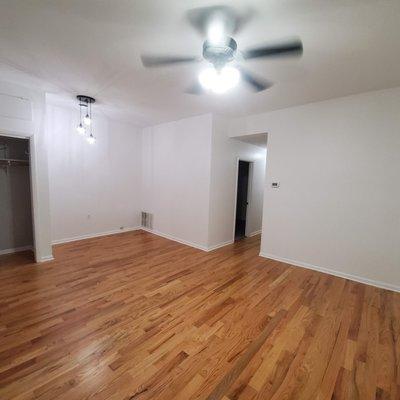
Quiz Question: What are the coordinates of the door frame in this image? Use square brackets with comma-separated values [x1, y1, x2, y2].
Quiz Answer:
[232, 158, 254, 242]
[0, 133, 35, 257]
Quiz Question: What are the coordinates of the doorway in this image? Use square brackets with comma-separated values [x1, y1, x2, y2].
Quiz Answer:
[0, 135, 33, 256]
[234, 160, 250, 241]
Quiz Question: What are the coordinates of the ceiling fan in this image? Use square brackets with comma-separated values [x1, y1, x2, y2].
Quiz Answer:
[140, 5, 303, 94]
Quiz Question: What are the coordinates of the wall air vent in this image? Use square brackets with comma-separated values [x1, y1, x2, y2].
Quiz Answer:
[141, 211, 153, 229]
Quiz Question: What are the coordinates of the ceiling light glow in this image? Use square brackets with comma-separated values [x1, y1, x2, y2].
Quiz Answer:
[199, 66, 240, 94]
[207, 18, 225, 45]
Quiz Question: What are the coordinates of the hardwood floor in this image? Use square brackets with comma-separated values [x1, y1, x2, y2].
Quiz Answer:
[0, 231, 399, 400]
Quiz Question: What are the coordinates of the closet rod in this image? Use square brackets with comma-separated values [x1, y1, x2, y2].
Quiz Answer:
[0, 158, 29, 166]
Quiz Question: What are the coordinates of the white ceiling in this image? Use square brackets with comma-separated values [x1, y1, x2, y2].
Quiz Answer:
[1, 0, 400, 127]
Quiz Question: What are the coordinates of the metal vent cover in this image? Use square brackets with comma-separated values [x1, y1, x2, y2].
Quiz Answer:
[141, 211, 153, 229]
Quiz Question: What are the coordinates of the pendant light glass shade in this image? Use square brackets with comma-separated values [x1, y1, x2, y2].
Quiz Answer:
[83, 114, 92, 126]
[76, 123, 85, 135]
[87, 133, 95, 144]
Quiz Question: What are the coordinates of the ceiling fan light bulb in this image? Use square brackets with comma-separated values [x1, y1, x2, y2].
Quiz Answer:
[208, 18, 225, 45]
[199, 67, 217, 90]
[199, 66, 240, 94]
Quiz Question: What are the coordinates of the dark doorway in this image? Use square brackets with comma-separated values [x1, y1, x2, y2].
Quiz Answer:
[235, 160, 250, 241]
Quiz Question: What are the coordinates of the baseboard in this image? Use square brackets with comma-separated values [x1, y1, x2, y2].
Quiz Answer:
[247, 230, 262, 237]
[259, 252, 400, 293]
[207, 240, 234, 251]
[52, 226, 141, 245]
[37, 255, 54, 263]
[0, 245, 33, 256]
[140, 228, 235, 252]
[140, 227, 209, 251]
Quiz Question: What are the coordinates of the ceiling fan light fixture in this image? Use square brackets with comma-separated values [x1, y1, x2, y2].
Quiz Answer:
[207, 18, 225, 45]
[140, 6, 303, 94]
[198, 67, 216, 91]
[199, 66, 240, 94]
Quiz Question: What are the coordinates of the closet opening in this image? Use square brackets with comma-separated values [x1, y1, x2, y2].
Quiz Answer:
[0, 135, 34, 257]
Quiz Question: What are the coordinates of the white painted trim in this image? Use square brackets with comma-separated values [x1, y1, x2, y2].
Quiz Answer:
[0, 245, 33, 256]
[37, 255, 54, 262]
[141, 227, 209, 251]
[247, 230, 262, 237]
[52, 226, 141, 245]
[244, 161, 255, 238]
[0, 84, 53, 264]
[232, 158, 240, 243]
[259, 252, 400, 293]
[207, 240, 234, 251]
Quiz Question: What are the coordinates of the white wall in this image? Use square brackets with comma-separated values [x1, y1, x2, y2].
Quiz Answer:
[46, 104, 142, 243]
[208, 116, 266, 248]
[0, 81, 52, 261]
[231, 87, 400, 290]
[141, 114, 213, 250]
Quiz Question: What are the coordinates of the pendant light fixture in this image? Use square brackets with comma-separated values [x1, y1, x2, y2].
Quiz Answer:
[77, 123, 85, 135]
[87, 133, 96, 145]
[83, 110, 91, 126]
[76, 95, 96, 143]
[76, 101, 85, 135]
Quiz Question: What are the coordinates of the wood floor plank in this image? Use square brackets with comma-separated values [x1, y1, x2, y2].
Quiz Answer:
[0, 230, 399, 399]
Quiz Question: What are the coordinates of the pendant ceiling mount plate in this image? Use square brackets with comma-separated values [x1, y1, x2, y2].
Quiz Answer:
[77, 95, 96, 104]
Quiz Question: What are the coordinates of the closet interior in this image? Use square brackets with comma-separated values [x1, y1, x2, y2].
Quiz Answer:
[0, 135, 33, 256]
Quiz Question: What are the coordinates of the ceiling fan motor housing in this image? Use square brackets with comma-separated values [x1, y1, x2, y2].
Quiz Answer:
[203, 37, 237, 68]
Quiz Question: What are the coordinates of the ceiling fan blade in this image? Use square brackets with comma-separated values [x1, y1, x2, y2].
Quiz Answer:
[232, 9, 253, 34]
[238, 66, 272, 92]
[187, 5, 252, 38]
[242, 39, 303, 60]
[141, 55, 199, 68]
[185, 81, 204, 95]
